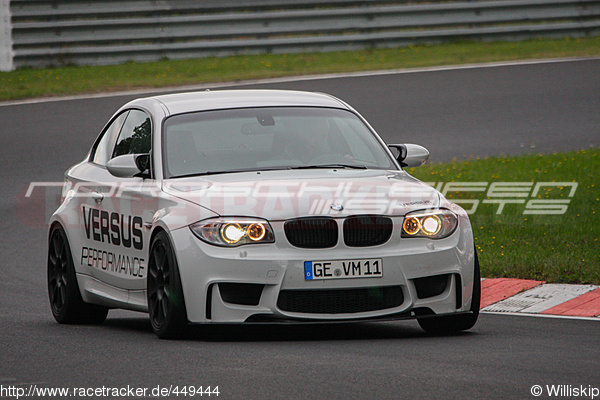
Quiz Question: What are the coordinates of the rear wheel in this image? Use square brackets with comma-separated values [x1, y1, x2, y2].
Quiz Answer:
[417, 252, 481, 335]
[47, 226, 108, 324]
[147, 231, 188, 339]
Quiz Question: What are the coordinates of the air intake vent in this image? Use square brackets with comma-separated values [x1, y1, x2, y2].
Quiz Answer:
[413, 274, 450, 299]
[277, 286, 404, 314]
[218, 283, 264, 306]
[284, 217, 338, 248]
[343, 215, 393, 247]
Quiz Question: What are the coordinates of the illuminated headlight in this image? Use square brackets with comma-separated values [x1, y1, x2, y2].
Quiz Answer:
[401, 209, 458, 239]
[190, 218, 275, 247]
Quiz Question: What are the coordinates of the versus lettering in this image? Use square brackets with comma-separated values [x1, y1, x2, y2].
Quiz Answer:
[82, 206, 143, 250]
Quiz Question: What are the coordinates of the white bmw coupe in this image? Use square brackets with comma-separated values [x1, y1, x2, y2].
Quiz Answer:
[48, 90, 480, 338]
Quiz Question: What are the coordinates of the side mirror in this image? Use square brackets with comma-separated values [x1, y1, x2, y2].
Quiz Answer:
[107, 154, 150, 178]
[388, 144, 429, 168]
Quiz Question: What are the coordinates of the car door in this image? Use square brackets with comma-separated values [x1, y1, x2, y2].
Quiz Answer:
[81, 109, 157, 298]
[73, 110, 128, 284]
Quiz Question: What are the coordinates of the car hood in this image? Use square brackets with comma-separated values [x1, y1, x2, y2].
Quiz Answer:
[162, 169, 440, 221]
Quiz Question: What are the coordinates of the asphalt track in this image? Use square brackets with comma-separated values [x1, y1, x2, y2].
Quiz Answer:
[0, 59, 599, 399]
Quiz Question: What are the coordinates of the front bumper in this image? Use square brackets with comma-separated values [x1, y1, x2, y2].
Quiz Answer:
[170, 216, 475, 324]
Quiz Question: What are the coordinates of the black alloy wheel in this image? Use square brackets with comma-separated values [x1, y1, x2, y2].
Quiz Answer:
[147, 231, 188, 339]
[48, 226, 108, 324]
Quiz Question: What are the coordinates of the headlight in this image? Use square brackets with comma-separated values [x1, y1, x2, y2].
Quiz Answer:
[190, 218, 275, 247]
[401, 209, 457, 239]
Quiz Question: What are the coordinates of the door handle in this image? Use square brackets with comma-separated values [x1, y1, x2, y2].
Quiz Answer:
[91, 191, 104, 204]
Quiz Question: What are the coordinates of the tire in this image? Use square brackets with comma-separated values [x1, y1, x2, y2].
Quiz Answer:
[417, 252, 481, 335]
[47, 226, 109, 324]
[147, 231, 188, 339]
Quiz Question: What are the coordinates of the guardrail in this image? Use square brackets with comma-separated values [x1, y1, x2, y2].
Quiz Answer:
[0, 0, 11, 71]
[1, 0, 599, 71]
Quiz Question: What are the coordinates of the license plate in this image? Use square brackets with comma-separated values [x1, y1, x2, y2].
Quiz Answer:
[304, 259, 383, 280]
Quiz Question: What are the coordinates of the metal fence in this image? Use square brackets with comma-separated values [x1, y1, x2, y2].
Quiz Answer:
[1, 0, 599, 71]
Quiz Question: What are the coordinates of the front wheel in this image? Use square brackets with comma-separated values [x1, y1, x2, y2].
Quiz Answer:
[147, 231, 188, 339]
[417, 252, 481, 335]
[47, 226, 108, 324]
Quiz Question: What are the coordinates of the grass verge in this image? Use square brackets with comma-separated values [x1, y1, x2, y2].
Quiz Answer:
[1, 36, 600, 101]
[408, 148, 600, 285]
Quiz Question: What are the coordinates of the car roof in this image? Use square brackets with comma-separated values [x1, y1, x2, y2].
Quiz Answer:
[139, 89, 350, 116]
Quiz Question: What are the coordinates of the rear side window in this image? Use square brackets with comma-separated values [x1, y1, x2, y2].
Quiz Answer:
[91, 111, 128, 165]
[113, 110, 152, 158]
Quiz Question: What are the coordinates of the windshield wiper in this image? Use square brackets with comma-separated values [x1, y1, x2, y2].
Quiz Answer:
[170, 171, 240, 179]
[170, 164, 367, 179]
[170, 166, 292, 179]
[291, 164, 367, 170]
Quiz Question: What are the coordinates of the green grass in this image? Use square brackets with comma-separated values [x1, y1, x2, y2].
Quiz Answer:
[407, 148, 600, 285]
[1, 36, 600, 101]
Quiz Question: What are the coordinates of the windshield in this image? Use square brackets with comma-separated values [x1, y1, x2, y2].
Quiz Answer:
[163, 107, 396, 178]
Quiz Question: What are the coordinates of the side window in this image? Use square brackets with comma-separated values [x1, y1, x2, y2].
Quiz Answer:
[91, 111, 128, 165]
[113, 110, 152, 158]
